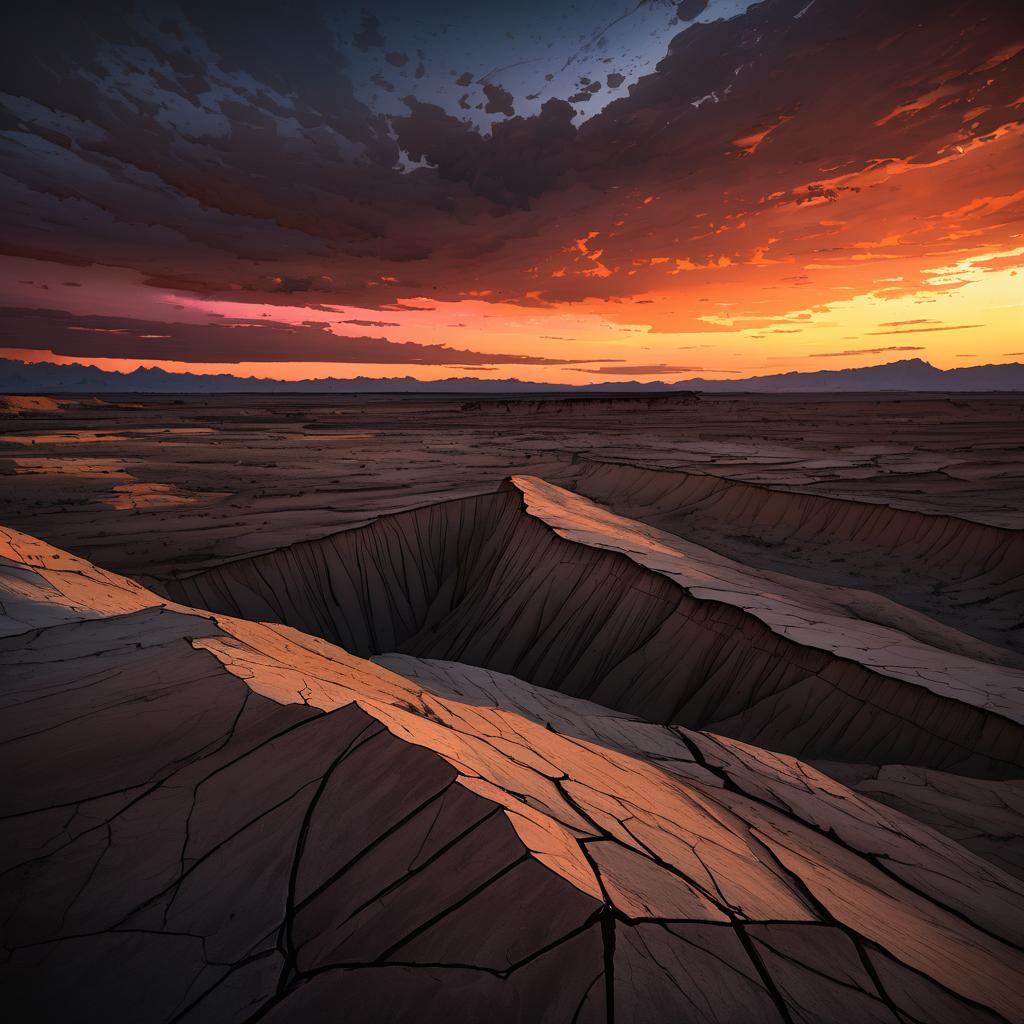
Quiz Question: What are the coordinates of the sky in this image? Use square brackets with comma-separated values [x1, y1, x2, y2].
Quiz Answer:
[1, 0, 1022, 384]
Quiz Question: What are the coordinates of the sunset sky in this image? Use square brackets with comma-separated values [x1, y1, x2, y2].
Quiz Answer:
[2, 0, 1022, 384]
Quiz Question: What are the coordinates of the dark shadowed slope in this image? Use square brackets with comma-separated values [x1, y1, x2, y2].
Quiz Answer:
[166, 477, 1024, 777]
[570, 460, 1024, 658]
[2, 526, 1023, 1023]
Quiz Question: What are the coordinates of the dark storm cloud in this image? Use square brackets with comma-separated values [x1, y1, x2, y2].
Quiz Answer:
[1, 0, 1021, 326]
[393, 96, 575, 205]
[2, 1, 412, 266]
[675, 1, 710, 21]
[482, 83, 516, 117]
[0, 307, 603, 366]
[353, 11, 385, 51]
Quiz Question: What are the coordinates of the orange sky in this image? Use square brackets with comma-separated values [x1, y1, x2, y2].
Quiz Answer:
[2, 2, 1022, 384]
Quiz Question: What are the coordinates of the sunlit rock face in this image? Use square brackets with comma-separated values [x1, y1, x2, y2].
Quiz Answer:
[3, 494, 1023, 1023]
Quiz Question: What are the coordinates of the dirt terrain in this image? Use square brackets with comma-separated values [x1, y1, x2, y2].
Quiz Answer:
[2, 391, 1023, 1022]
[2, 392, 1022, 575]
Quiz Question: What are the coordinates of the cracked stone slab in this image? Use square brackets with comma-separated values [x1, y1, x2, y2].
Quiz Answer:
[2, 526, 1023, 1022]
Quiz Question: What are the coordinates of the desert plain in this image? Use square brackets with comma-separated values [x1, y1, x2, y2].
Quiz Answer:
[2, 391, 1023, 1022]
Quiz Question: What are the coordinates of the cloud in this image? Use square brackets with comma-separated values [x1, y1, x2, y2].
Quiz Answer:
[866, 324, 984, 336]
[0, 307, 606, 366]
[1, 0, 1021, 360]
[808, 345, 925, 357]
[392, 94, 575, 206]
[482, 83, 515, 117]
[352, 11, 385, 51]
[676, 0, 710, 20]
[570, 364, 704, 375]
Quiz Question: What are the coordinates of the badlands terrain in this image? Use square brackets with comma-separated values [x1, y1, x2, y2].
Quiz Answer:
[2, 392, 1023, 1022]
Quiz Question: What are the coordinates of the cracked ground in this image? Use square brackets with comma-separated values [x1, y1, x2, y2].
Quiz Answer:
[2, 394, 1023, 1022]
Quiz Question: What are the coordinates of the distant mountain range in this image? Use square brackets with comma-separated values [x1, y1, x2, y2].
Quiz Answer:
[2, 357, 1024, 394]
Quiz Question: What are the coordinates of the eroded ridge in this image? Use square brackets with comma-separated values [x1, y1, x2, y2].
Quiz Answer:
[377, 655, 1024, 882]
[2, 527, 1023, 1023]
[571, 459, 1024, 657]
[167, 478, 1024, 777]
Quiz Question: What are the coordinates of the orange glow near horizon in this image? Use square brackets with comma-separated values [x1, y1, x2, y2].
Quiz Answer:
[3, 86, 1022, 384]
[3, 243, 1021, 384]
